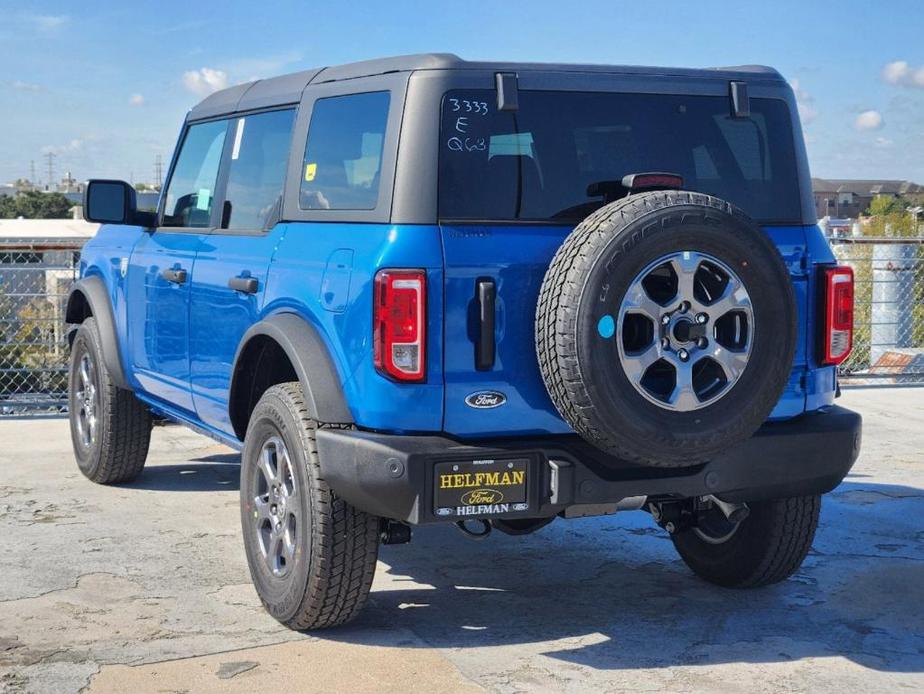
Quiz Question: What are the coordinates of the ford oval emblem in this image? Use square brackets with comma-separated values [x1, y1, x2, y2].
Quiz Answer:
[465, 391, 507, 409]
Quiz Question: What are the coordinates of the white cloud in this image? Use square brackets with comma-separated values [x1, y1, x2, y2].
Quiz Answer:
[874, 137, 894, 148]
[182, 68, 228, 96]
[882, 60, 908, 84]
[128, 93, 145, 106]
[881, 60, 924, 88]
[855, 110, 884, 131]
[226, 51, 302, 81]
[28, 14, 68, 31]
[41, 138, 85, 155]
[7, 80, 41, 92]
[789, 78, 818, 124]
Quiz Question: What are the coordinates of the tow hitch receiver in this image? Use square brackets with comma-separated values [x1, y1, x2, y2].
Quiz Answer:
[650, 497, 749, 534]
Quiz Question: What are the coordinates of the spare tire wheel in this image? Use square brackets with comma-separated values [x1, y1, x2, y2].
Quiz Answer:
[536, 191, 796, 468]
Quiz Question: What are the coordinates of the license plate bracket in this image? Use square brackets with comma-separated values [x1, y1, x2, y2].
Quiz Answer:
[433, 457, 529, 518]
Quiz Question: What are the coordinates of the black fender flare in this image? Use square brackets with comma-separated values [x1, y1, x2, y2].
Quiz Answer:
[229, 313, 353, 433]
[65, 276, 128, 388]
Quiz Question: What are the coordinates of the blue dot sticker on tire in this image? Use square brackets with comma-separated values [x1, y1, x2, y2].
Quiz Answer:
[597, 314, 615, 338]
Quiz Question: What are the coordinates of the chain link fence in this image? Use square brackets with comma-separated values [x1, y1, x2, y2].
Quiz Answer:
[831, 237, 924, 384]
[0, 235, 920, 416]
[0, 240, 83, 414]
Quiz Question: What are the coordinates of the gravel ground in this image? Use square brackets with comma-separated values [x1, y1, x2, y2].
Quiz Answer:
[0, 388, 921, 693]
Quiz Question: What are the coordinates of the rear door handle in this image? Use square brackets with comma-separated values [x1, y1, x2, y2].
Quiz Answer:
[475, 278, 496, 370]
[228, 275, 259, 294]
[161, 268, 187, 284]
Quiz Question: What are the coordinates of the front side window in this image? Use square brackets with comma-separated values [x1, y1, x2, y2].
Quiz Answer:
[299, 91, 390, 210]
[438, 90, 801, 224]
[222, 109, 296, 230]
[162, 119, 227, 228]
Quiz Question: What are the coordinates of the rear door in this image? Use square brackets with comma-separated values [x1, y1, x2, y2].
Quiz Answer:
[188, 108, 297, 434]
[438, 85, 809, 437]
[127, 118, 227, 412]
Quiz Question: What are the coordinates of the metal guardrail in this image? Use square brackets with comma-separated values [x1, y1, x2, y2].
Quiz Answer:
[830, 237, 924, 384]
[0, 240, 83, 414]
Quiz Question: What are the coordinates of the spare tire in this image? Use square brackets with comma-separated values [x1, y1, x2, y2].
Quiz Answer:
[536, 191, 796, 468]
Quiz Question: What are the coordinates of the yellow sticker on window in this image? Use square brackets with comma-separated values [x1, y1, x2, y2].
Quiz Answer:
[304, 163, 317, 182]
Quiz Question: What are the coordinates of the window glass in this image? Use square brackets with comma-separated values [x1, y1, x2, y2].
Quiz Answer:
[438, 90, 800, 224]
[162, 120, 227, 227]
[300, 91, 390, 210]
[222, 109, 296, 230]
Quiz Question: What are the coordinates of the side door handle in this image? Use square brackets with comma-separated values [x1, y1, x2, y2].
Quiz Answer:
[475, 278, 496, 370]
[161, 267, 187, 284]
[228, 275, 259, 294]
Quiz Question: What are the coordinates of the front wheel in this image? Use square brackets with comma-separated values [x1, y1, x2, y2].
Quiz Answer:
[671, 495, 820, 588]
[68, 318, 152, 484]
[240, 382, 380, 630]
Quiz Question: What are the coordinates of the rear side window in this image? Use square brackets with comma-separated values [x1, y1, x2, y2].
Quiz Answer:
[222, 109, 296, 230]
[299, 91, 390, 210]
[162, 119, 227, 228]
[438, 90, 801, 224]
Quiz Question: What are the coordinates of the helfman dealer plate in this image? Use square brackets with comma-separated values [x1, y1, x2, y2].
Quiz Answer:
[433, 458, 529, 517]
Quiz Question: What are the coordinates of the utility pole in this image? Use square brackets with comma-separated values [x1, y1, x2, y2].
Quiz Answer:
[30, 160, 36, 185]
[154, 154, 163, 189]
[44, 152, 56, 190]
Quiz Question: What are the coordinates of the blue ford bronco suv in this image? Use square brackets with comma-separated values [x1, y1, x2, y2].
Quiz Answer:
[69, 54, 861, 630]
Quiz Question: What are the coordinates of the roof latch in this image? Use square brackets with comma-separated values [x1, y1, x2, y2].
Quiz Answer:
[728, 81, 750, 118]
[495, 72, 519, 112]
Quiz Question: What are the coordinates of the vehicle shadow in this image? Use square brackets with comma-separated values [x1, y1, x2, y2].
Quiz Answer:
[124, 454, 241, 491]
[324, 479, 923, 674]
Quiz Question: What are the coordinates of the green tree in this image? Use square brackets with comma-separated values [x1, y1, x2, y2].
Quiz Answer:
[0, 191, 75, 219]
[866, 195, 906, 217]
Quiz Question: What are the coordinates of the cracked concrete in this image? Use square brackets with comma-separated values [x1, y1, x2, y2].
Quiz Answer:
[0, 388, 921, 693]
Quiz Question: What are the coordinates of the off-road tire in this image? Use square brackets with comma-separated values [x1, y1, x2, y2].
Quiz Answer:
[671, 495, 821, 587]
[240, 382, 380, 630]
[68, 317, 152, 484]
[536, 190, 797, 467]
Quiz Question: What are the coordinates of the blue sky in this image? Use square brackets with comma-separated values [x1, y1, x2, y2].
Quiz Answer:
[1, 0, 922, 186]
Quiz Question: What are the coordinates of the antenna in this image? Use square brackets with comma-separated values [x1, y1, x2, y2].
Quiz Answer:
[44, 151, 56, 189]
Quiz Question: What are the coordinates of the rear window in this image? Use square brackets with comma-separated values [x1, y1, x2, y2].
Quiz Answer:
[438, 90, 801, 224]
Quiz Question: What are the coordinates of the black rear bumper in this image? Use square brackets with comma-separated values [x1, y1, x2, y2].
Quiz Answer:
[315, 405, 862, 525]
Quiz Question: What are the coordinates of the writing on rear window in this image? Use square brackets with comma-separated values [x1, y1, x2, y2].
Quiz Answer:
[438, 90, 801, 224]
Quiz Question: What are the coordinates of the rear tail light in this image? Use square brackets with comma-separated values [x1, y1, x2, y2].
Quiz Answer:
[821, 266, 854, 365]
[374, 269, 426, 382]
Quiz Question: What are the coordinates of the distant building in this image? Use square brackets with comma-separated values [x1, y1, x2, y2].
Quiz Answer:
[55, 171, 83, 194]
[812, 178, 923, 219]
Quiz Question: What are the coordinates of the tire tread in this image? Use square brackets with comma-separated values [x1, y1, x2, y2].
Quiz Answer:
[672, 495, 821, 588]
[535, 190, 796, 467]
[70, 318, 151, 485]
[249, 383, 379, 630]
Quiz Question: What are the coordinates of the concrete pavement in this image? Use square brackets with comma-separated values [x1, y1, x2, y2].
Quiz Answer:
[0, 388, 922, 693]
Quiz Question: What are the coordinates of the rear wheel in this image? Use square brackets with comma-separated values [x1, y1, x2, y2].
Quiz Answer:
[671, 495, 821, 587]
[68, 318, 152, 484]
[240, 382, 380, 630]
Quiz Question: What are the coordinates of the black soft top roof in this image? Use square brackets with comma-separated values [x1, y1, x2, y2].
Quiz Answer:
[187, 53, 785, 120]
